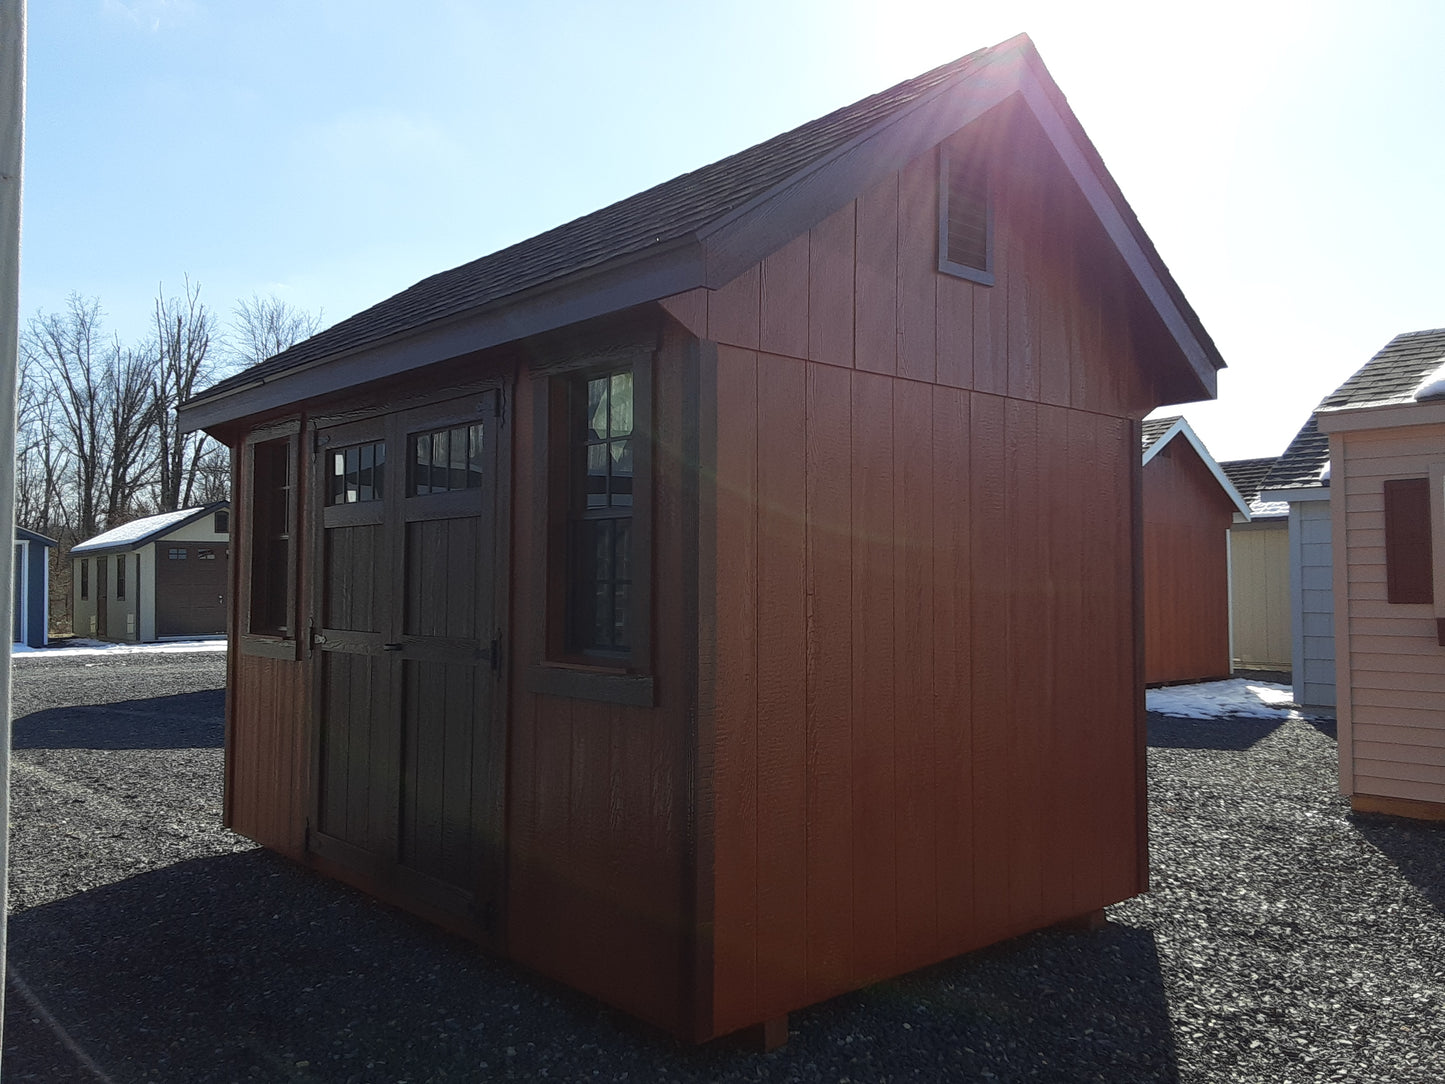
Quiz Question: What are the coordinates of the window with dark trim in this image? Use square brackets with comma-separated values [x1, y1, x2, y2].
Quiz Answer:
[938, 148, 994, 285]
[249, 438, 294, 636]
[328, 440, 387, 504]
[1385, 477, 1434, 604]
[214, 509, 229, 534]
[168, 547, 188, 560]
[116, 556, 126, 601]
[569, 369, 634, 656]
[529, 346, 654, 706]
[409, 424, 483, 496]
[80, 559, 88, 601]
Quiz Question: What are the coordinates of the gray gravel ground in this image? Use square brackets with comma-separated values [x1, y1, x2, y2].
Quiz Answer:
[3, 653, 1444, 1083]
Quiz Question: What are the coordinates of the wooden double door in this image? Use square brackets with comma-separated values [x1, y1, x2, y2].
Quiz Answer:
[307, 389, 507, 943]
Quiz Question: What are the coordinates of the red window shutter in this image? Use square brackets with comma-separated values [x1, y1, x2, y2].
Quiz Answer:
[1384, 477, 1434, 605]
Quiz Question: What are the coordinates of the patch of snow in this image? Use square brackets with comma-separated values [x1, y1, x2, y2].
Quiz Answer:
[1319, 460, 1331, 483]
[12, 638, 227, 658]
[1147, 678, 1302, 720]
[1412, 359, 1445, 401]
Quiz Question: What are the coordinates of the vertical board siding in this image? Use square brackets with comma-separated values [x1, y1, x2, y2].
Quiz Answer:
[1337, 425, 1445, 809]
[711, 344, 760, 1032]
[705, 104, 1153, 1033]
[803, 362, 855, 1001]
[753, 352, 809, 1017]
[1229, 522, 1292, 670]
[1142, 441, 1236, 684]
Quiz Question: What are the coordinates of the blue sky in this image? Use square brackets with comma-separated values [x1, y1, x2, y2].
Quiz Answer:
[20, 0, 1445, 461]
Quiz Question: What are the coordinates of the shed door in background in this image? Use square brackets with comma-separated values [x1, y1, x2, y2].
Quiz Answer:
[310, 389, 506, 942]
[155, 544, 229, 637]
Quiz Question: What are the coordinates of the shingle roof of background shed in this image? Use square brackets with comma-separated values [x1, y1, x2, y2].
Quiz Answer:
[1264, 328, 1445, 492]
[198, 43, 1002, 402]
[1221, 457, 1288, 518]
[1141, 415, 1181, 451]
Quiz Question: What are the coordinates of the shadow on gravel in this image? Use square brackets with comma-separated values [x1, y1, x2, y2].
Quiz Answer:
[4, 849, 1181, 1084]
[1147, 712, 1282, 751]
[11, 690, 224, 751]
[1352, 813, 1445, 916]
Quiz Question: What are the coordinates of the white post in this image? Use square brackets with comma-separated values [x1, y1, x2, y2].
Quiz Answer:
[0, 0, 27, 1047]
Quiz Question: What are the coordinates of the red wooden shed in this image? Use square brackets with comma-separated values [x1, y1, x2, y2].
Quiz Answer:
[1141, 417, 1250, 685]
[180, 34, 1224, 1044]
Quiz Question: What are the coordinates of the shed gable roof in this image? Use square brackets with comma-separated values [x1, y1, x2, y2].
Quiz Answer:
[1264, 327, 1445, 494]
[71, 502, 229, 556]
[181, 33, 1224, 432]
[1141, 415, 1251, 518]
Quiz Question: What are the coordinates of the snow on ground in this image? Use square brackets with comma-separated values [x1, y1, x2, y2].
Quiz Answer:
[1146, 678, 1302, 720]
[12, 638, 226, 659]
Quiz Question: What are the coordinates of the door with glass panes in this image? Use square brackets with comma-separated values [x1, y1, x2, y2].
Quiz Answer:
[309, 389, 506, 941]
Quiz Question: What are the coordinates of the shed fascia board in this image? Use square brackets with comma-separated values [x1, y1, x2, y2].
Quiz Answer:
[179, 238, 707, 433]
[1141, 417, 1252, 518]
[71, 501, 229, 555]
[1315, 399, 1445, 435]
[15, 527, 56, 547]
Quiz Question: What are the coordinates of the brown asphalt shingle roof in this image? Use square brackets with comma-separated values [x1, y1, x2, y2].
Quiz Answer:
[1264, 327, 1445, 493]
[197, 43, 1003, 402]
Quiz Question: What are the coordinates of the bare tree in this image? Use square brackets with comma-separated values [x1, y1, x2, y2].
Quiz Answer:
[14, 343, 68, 536]
[105, 337, 161, 523]
[25, 295, 110, 539]
[153, 277, 219, 511]
[230, 293, 321, 368]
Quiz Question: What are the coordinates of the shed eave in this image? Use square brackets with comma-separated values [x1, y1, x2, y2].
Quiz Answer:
[180, 236, 708, 434]
[1315, 398, 1445, 434]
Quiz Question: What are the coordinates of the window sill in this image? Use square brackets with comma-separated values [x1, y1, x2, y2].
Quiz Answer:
[938, 258, 994, 286]
[525, 662, 655, 707]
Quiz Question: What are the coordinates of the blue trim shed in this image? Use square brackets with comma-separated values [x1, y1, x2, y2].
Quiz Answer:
[14, 528, 56, 648]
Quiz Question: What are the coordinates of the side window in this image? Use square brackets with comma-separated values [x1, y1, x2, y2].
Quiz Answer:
[248, 437, 296, 637]
[535, 352, 653, 703]
[568, 369, 634, 656]
[214, 509, 229, 534]
[1384, 478, 1433, 605]
[80, 559, 88, 601]
[116, 556, 126, 601]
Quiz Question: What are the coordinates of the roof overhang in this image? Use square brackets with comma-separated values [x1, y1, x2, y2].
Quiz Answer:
[181, 34, 1222, 435]
[1316, 398, 1445, 435]
[1141, 416, 1251, 518]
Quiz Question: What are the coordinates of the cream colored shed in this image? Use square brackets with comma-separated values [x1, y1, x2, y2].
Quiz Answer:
[1220, 457, 1290, 673]
[71, 502, 230, 642]
[1315, 328, 1445, 820]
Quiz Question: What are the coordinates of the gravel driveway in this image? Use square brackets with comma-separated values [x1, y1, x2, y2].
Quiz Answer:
[3, 653, 1444, 1083]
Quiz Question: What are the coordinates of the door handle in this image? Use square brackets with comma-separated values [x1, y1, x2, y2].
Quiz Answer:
[383, 642, 404, 652]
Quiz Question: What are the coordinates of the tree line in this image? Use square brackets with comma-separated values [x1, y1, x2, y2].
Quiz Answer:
[17, 281, 321, 633]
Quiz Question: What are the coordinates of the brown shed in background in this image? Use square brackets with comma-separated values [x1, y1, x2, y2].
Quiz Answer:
[1141, 417, 1250, 684]
[179, 35, 1224, 1044]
